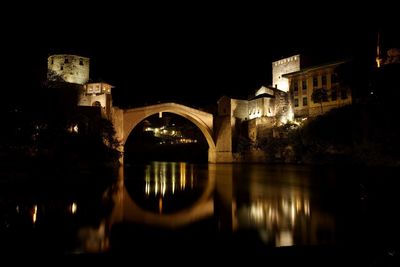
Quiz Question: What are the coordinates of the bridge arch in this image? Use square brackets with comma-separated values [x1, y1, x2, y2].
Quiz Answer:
[117, 103, 216, 162]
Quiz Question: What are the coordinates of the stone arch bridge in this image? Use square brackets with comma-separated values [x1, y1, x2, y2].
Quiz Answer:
[111, 103, 233, 163]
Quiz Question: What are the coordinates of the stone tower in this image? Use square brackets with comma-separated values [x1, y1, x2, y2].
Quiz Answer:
[272, 54, 300, 92]
[47, 54, 89, 84]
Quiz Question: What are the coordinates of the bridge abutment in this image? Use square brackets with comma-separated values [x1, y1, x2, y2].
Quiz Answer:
[214, 152, 233, 163]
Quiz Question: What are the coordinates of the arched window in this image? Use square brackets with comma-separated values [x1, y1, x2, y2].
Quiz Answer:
[92, 101, 101, 107]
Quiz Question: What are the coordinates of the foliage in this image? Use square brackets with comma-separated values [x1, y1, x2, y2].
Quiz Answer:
[236, 135, 254, 155]
[258, 122, 304, 163]
[1, 81, 121, 180]
[299, 101, 400, 165]
[311, 88, 328, 114]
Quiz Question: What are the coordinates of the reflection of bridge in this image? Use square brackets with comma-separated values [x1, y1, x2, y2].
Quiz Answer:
[110, 165, 216, 228]
[77, 164, 335, 253]
[112, 103, 233, 163]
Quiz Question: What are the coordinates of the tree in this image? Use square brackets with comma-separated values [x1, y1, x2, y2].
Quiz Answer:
[311, 88, 328, 114]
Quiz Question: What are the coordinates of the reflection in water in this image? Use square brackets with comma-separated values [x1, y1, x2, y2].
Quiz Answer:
[238, 186, 313, 246]
[233, 165, 335, 247]
[32, 204, 37, 224]
[1, 162, 344, 254]
[77, 221, 109, 253]
[126, 162, 207, 214]
[70, 202, 78, 214]
[112, 163, 335, 250]
[144, 162, 190, 197]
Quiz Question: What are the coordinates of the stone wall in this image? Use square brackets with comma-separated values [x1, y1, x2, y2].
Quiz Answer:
[48, 54, 89, 85]
[272, 55, 300, 92]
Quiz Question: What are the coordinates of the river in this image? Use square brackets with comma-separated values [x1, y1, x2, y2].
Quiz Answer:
[1, 162, 399, 263]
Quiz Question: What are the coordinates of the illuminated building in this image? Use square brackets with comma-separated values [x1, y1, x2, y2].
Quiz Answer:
[47, 54, 89, 84]
[271, 54, 301, 92]
[47, 54, 114, 119]
[216, 55, 299, 152]
[216, 55, 353, 161]
[144, 125, 198, 144]
[79, 82, 114, 119]
[284, 60, 352, 118]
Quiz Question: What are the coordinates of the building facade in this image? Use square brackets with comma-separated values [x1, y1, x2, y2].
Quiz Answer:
[283, 61, 352, 118]
[47, 54, 90, 84]
[271, 54, 301, 92]
[216, 55, 353, 161]
[79, 82, 114, 119]
[47, 54, 113, 119]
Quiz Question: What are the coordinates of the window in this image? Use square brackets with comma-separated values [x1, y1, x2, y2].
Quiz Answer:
[64, 58, 69, 63]
[51, 59, 54, 64]
[92, 101, 101, 107]
[294, 98, 299, 107]
[303, 97, 308, 106]
[79, 59, 84, 66]
[313, 76, 318, 87]
[60, 66, 63, 70]
[302, 80, 307, 90]
[331, 88, 337, 101]
[322, 75, 327, 86]
[293, 80, 298, 96]
[293, 80, 298, 90]
[301, 80, 307, 95]
[275, 84, 278, 88]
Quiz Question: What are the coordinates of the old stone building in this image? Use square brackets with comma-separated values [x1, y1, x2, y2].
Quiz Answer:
[271, 54, 301, 92]
[47, 54, 89, 85]
[217, 55, 299, 149]
[47, 54, 113, 119]
[216, 55, 353, 161]
[283, 60, 352, 118]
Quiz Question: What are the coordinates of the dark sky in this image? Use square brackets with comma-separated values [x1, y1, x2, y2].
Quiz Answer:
[4, 4, 398, 108]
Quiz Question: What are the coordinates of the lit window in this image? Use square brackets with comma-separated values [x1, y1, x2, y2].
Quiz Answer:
[302, 80, 307, 90]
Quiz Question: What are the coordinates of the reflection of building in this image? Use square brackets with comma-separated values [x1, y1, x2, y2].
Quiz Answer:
[236, 183, 334, 247]
[47, 54, 114, 119]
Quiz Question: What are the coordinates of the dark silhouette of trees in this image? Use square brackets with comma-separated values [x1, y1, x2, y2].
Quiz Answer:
[311, 88, 328, 114]
[1, 80, 121, 181]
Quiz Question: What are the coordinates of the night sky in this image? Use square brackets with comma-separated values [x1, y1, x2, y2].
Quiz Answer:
[4, 4, 398, 109]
